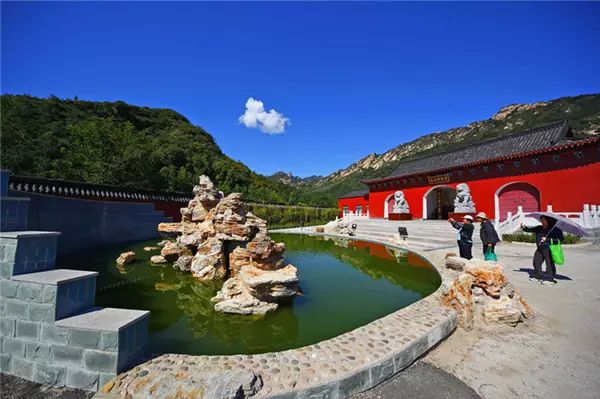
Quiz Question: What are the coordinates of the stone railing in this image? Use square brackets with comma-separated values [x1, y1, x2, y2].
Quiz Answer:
[497, 204, 600, 237]
[7, 175, 191, 204]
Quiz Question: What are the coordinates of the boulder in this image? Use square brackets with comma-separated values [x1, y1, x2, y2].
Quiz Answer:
[212, 193, 251, 241]
[116, 251, 136, 266]
[464, 260, 507, 298]
[239, 264, 299, 302]
[445, 256, 467, 271]
[441, 273, 475, 330]
[483, 296, 523, 326]
[143, 246, 159, 252]
[156, 240, 170, 248]
[246, 233, 285, 270]
[160, 241, 190, 263]
[191, 237, 226, 280]
[174, 255, 193, 272]
[229, 247, 252, 277]
[158, 222, 181, 235]
[212, 277, 278, 315]
[150, 255, 167, 264]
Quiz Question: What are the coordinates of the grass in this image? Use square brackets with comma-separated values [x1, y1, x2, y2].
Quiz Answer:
[502, 232, 582, 244]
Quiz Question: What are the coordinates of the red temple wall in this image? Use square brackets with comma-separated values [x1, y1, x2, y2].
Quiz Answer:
[337, 195, 370, 217]
[339, 144, 600, 220]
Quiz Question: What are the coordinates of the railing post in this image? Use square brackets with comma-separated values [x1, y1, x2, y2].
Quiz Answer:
[546, 204, 553, 212]
[582, 204, 591, 228]
[593, 205, 599, 227]
[506, 211, 513, 232]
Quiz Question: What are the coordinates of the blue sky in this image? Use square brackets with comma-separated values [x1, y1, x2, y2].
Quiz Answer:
[2, 2, 599, 177]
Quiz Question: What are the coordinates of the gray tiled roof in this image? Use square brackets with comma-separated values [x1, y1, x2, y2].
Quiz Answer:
[383, 120, 571, 179]
[338, 188, 369, 199]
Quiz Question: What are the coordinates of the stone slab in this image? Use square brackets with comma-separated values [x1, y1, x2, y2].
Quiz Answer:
[12, 269, 99, 285]
[56, 308, 150, 332]
[0, 231, 61, 239]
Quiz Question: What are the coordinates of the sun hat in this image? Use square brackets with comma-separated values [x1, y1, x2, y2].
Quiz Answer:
[476, 212, 488, 219]
[463, 215, 473, 221]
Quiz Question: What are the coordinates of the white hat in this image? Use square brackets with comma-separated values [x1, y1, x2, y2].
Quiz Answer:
[463, 215, 473, 221]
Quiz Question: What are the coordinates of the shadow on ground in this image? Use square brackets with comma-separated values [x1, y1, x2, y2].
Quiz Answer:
[349, 360, 481, 399]
[513, 267, 573, 280]
[0, 374, 93, 399]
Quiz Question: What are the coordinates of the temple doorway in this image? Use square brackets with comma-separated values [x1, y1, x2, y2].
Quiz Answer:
[424, 186, 456, 219]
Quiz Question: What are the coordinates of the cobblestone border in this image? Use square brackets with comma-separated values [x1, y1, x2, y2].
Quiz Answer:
[97, 233, 457, 398]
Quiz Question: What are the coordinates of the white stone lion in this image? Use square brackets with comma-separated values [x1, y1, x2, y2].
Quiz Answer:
[454, 183, 476, 212]
[392, 191, 410, 213]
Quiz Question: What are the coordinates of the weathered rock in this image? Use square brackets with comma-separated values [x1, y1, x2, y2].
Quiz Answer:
[158, 222, 181, 235]
[150, 255, 167, 264]
[389, 233, 408, 248]
[441, 272, 475, 330]
[174, 255, 193, 272]
[239, 265, 299, 302]
[212, 193, 251, 241]
[143, 246, 159, 252]
[483, 296, 523, 326]
[464, 260, 507, 298]
[116, 368, 263, 399]
[212, 277, 278, 315]
[189, 175, 222, 222]
[229, 247, 252, 277]
[246, 233, 285, 270]
[191, 237, 226, 280]
[445, 256, 467, 271]
[315, 226, 325, 233]
[160, 241, 190, 263]
[156, 240, 170, 248]
[116, 251, 136, 266]
[323, 218, 350, 235]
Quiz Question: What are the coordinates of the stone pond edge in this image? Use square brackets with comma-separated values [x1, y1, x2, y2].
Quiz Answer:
[96, 231, 458, 399]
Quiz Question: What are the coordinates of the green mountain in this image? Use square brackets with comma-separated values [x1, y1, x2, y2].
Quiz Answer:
[0, 94, 333, 206]
[296, 93, 600, 198]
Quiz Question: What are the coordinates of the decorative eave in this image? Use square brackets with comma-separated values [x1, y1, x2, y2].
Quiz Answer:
[361, 135, 600, 186]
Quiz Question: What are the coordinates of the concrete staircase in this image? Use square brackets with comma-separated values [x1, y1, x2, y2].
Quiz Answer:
[0, 170, 149, 391]
[347, 218, 484, 251]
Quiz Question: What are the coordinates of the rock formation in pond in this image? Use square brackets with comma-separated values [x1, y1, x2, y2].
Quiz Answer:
[441, 256, 534, 330]
[156, 175, 299, 315]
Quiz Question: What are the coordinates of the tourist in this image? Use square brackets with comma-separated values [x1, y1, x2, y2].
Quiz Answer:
[448, 215, 474, 259]
[520, 216, 564, 284]
[476, 212, 500, 256]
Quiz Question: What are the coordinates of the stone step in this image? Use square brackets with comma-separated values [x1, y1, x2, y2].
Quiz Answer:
[5, 269, 99, 321]
[56, 307, 150, 376]
[0, 231, 61, 278]
[0, 197, 31, 232]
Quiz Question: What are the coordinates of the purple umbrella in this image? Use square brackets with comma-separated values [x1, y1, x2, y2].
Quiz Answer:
[527, 211, 590, 237]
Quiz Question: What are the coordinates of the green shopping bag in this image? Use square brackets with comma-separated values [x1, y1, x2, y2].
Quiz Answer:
[484, 247, 497, 262]
[549, 239, 565, 265]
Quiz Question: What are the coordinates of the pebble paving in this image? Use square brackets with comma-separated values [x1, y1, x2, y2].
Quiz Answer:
[99, 235, 458, 398]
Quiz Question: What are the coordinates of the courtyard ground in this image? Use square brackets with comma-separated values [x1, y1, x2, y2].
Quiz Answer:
[419, 242, 600, 399]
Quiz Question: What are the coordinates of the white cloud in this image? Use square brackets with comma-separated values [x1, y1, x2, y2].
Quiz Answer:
[238, 97, 290, 134]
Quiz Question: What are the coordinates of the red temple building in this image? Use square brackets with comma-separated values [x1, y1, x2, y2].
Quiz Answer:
[337, 121, 600, 227]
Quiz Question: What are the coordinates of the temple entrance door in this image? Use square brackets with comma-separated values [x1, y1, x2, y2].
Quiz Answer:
[424, 186, 456, 219]
[497, 182, 540, 221]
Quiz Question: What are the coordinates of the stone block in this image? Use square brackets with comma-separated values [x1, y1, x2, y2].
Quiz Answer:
[16, 319, 40, 340]
[99, 331, 118, 352]
[370, 355, 395, 386]
[84, 349, 118, 373]
[0, 298, 5, 315]
[99, 372, 117, 390]
[5, 299, 28, 319]
[34, 363, 67, 386]
[0, 353, 11, 372]
[338, 367, 372, 398]
[52, 345, 84, 368]
[17, 282, 43, 302]
[2, 337, 25, 357]
[29, 302, 55, 322]
[0, 317, 16, 337]
[0, 279, 18, 298]
[11, 356, 35, 380]
[26, 342, 52, 364]
[66, 368, 99, 391]
[41, 285, 57, 304]
[69, 329, 100, 349]
[297, 381, 339, 399]
[41, 323, 69, 345]
[0, 261, 13, 279]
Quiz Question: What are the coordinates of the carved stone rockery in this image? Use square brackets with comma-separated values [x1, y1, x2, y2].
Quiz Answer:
[157, 175, 299, 315]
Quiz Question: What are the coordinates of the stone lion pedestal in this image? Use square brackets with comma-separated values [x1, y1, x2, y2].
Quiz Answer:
[389, 213, 413, 221]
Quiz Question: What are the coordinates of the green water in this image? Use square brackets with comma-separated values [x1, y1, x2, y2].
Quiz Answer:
[58, 234, 440, 356]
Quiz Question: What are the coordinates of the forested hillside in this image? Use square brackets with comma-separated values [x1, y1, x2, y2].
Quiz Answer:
[0, 95, 334, 206]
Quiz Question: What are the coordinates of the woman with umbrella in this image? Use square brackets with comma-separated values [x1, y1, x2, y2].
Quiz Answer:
[520, 215, 564, 284]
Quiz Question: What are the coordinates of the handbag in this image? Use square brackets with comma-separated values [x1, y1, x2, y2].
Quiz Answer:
[549, 239, 565, 265]
[484, 247, 497, 262]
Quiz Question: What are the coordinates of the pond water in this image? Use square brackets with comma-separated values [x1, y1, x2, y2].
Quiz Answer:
[58, 234, 441, 356]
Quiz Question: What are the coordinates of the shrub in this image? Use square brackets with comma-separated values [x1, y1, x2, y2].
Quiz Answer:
[502, 232, 581, 244]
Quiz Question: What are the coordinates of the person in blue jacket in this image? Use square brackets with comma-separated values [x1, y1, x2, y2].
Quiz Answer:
[521, 215, 564, 285]
[448, 215, 474, 259]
